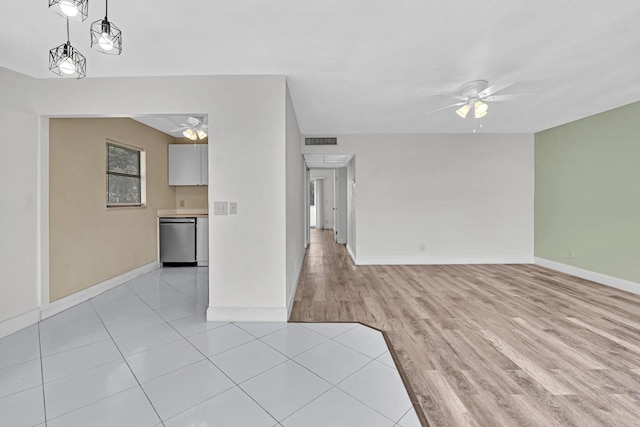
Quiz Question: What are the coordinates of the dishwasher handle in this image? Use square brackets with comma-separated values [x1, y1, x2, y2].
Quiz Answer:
[159, 217, 196, 224]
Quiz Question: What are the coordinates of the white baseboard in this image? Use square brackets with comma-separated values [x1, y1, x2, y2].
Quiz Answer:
[354, 255, 533, 266]
[534, 257, 640, 296]
[41, 261, 160, 320]
[207, 306, 288, 322]
[346, 245, 356, 264]
[0, 309, 41, 339]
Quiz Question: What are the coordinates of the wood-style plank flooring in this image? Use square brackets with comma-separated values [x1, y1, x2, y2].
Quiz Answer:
[290, 229, 640, 427]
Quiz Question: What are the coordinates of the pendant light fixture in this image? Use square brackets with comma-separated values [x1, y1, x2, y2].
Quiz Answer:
[49, 0, 89, 22]
[90, 0, 122, 55]
[49, 18, 87, 79]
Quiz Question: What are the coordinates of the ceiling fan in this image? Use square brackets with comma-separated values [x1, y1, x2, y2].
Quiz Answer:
[171, 116, 208, 140]
[429, 80, 527, 119]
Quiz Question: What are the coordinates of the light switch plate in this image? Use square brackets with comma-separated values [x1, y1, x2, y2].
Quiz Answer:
[229, 202, 238, 215]
[213, 201, 228, 215]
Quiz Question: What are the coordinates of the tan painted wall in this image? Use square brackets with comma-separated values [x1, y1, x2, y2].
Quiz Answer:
[173, 137, 209, 209]
[49, 118, 176, 301]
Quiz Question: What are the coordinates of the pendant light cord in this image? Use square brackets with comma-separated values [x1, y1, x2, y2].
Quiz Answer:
[105, 0, 109, 18]
[66, 17, 70, 43]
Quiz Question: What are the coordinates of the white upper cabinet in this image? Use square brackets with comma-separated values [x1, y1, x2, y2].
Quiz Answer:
[168, 144, 208, 186]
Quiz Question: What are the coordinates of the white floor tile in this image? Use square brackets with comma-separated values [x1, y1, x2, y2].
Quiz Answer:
[211, 339, 288, 383]
[0, 359, 42, 398]
[142, 359, 235, 420]
[169, 313, 228, 337]
[102, 310, 166, 337]
[282, 387, 394, 427]
[0, 325, 40, 369]
[0, 386, 45, 427]
[113, 323, 181, 357]
[297, 322, 359, 339]
[235, 322, 289, 338]
[155, 299, 204, 321]
[164, 386, 276, 427]
[39, 321, 111, 357]
[397, 407, 422, 427]
[126, 339, 205, 383]
[240, 360, 331, 420]
[338, 360, 412, 422]
[42, 338, 123, 383]
[376, 350, 398, 369]
[44, 360, 138, 419]
[260, 324, 328, 357]
[46, 386, 160, 427]
[188, 323, 255, 356]
[333, 324, 389, 358]
[294, 340, 372, 385]
[40, 302, 103, 330]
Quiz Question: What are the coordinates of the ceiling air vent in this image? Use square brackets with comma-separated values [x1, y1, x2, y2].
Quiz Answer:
[305, 137, 337, 146]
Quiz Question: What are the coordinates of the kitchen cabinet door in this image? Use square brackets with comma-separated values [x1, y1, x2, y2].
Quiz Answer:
[200, 145, 208, 185]
[168, 144, 202, 185]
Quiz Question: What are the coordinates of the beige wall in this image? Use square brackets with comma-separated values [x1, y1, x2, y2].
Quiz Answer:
[49, 118, 176, 301]
[173, 137, 209, 209]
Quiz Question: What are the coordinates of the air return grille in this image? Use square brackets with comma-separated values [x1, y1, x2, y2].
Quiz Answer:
[305, 137, 337, 146]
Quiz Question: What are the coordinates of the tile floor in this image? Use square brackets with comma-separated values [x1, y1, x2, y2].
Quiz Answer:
[0, 267, 420, 427]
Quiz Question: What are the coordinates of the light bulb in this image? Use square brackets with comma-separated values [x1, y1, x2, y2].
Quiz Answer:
[59, 57, 76, 75]
[456, 104, 470, 118]
[183, 129, 197, 140]
[474, 100, 488, 118]
[98, 33, 114, 51]
[197, 129, 207, 140]
[59, 1, 79, 17]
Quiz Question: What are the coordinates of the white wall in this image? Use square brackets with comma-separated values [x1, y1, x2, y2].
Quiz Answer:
[285, 85, 305, 316]
[0, 68, 301, 336]
[0, 68, 40, 336]
[335, 168, 348, 244]
[309, 169, 335, 229]
[302, 134, 534, 264]
[346, 157, 357, 259]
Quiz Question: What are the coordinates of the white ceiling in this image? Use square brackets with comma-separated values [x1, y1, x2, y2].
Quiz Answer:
[3, 1, 640, 134]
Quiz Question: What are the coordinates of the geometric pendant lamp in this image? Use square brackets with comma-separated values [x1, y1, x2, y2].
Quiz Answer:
[48, 0, 89, 22]
[90, 0, 122, 55]
[49, 18, 86, 79]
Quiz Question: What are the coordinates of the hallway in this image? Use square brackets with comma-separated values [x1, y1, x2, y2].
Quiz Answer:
[291, 229, 640, 427]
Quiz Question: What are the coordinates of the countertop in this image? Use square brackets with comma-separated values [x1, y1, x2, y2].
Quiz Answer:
[157, 209, 208, 218]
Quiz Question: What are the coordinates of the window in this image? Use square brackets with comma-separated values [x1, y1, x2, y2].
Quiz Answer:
[106, 141, 145, 207]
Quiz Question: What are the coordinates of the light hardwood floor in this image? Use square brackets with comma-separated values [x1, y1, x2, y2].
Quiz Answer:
[290, 229, 640, 427]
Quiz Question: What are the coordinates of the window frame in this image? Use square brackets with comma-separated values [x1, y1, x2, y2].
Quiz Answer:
[106, 140, 146, 208]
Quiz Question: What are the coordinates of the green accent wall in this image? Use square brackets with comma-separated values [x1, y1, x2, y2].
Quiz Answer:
[535, 102, 640, 283]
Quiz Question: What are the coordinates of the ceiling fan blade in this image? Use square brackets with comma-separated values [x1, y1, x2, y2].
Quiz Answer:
[426, 102, 466, 114]
[434, 94, 468, 101]
[483, 94, 531, 102]
[170, 126, 190, 132]
[479, 82, 514, 98]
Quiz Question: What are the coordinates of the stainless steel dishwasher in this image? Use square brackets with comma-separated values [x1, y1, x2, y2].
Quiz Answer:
[159, 217, 197, 264]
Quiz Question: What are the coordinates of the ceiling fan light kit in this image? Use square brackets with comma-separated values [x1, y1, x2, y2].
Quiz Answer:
[48, 0, 123, 79]
[431, 79, 526, 123]
[178, 117, 208, 141]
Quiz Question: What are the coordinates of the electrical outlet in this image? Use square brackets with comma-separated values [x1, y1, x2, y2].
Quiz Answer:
[179, 200, 185, 207]
[229, 202, 238, 215]
[570, 249, 575, 259]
